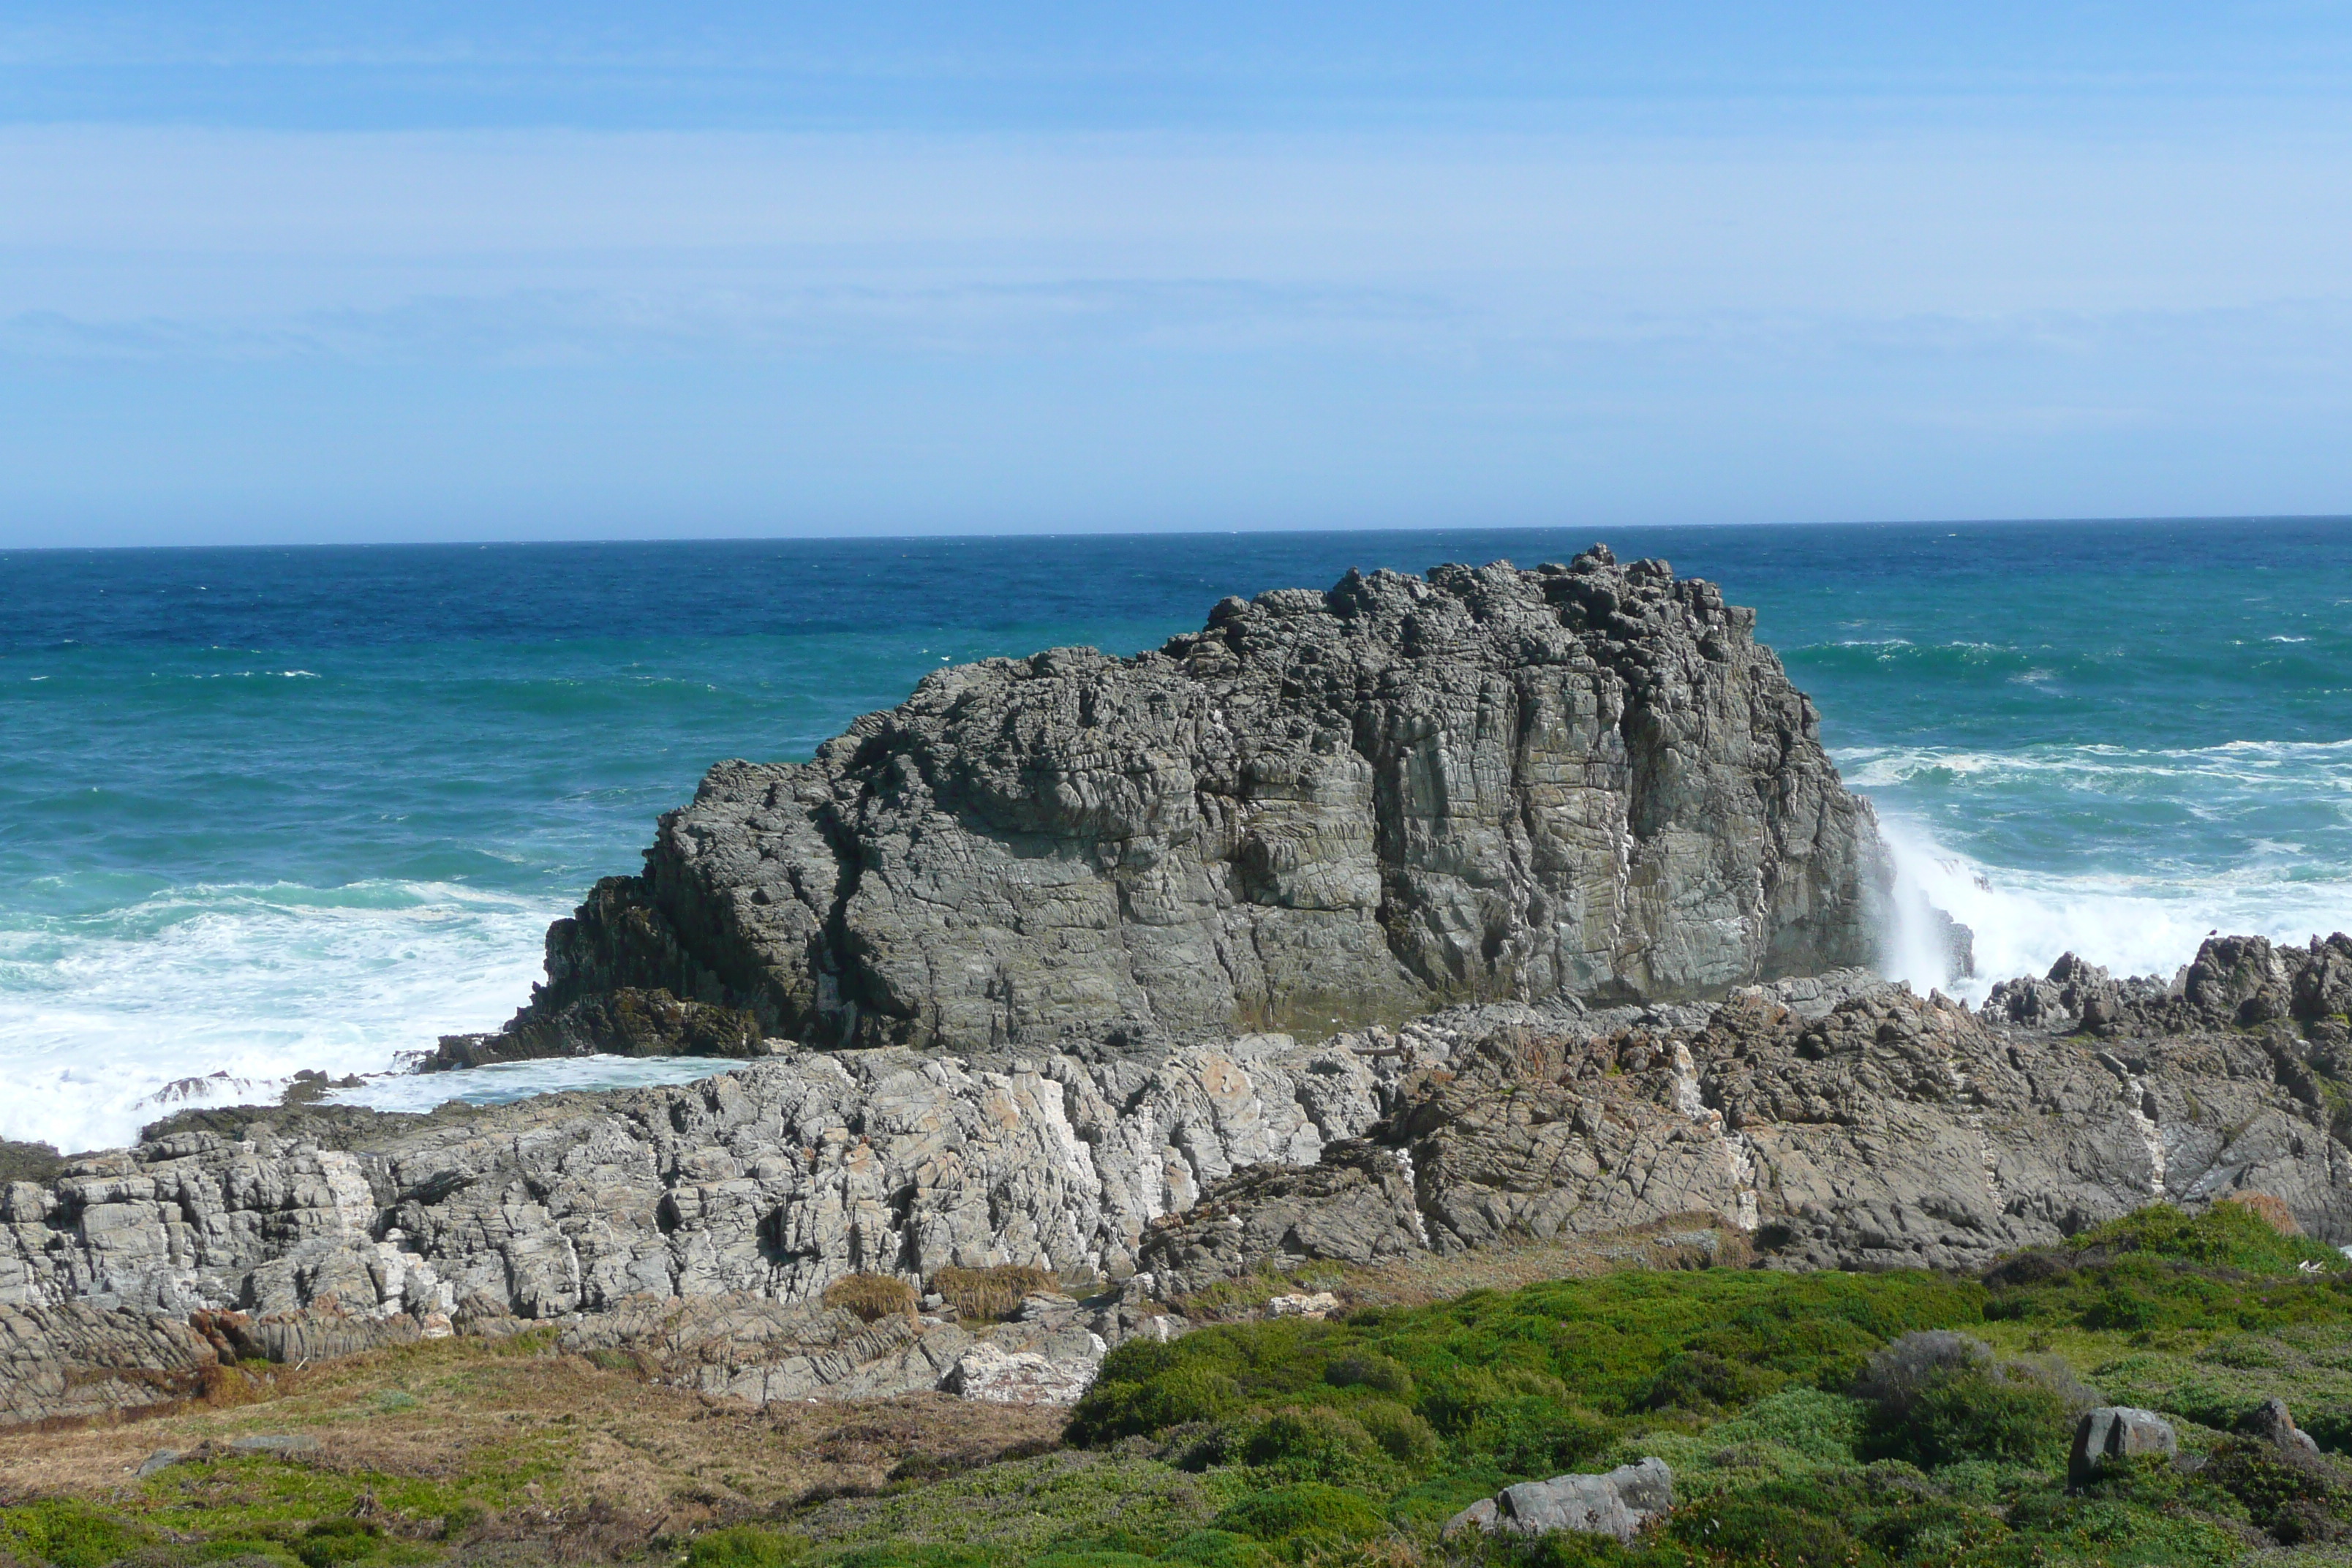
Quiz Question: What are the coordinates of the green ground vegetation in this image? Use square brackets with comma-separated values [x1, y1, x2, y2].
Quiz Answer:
[15, 1205, 2352, 1568]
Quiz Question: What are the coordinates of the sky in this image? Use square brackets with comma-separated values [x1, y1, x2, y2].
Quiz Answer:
[3, 4, 2351, 546]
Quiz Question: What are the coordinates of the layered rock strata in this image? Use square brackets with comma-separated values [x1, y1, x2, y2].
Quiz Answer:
[454, 547, 1893, 1063]
[1139, 942, 2352, 1289]
[14, 936, 2352, 1428]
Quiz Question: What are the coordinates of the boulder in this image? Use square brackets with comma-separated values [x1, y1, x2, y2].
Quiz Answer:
[947, 1340, 1104, 1405]
[2070, 1406, 2179, 1490]
[1450, 1458, 1675, 1542]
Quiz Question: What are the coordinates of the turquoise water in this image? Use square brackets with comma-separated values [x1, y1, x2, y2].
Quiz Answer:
[4, 520, 2350, 1149]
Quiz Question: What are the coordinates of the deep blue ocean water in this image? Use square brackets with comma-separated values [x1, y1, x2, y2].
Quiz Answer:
[6, 519, 2351, 1149]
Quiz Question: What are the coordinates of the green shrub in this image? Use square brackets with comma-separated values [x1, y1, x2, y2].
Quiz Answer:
[1864, 1365, 2068, 1469]
[294, 1519, 382, 1568]
[2073, 1203, 2345, 1275]
[1466, 1394, 1614, 1477]
[1644, 1349, 1777, 1412]
[687, 1525, 809, 1568]
[1354, 1401, 1441, 1466]
[1701, 1387, 1867, 1464]
[1071, 1268, 1981, 1458]
[1227, 1407, 1394, 1487]
[1, 1499, 148, 1568]
[2197, 1436, 2342, 1533]
[1324, 1353, 1414, 1397]
[1211, 1483, 1384, 1545]
[1067, 1367, 1244, 1444]
[1666, 1495, 1866, 1568]
[1156, 1530, 1272, 1568]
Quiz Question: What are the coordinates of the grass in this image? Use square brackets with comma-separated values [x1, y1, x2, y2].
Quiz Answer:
[11, 1202, 2352, 1567]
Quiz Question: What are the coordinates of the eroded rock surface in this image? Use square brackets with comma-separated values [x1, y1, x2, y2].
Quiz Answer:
[17, 938, 2352, 1428]
[465, 548, 1891, 1062]
[1139, 958, 2352, 1290]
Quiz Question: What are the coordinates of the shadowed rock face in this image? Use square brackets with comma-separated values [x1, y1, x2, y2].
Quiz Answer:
[482, 546, 1891, 1058]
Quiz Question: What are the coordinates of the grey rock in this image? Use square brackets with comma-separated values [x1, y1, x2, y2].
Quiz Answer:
[1441, 1498, 1499, 1537]
[0, 1034, 1372, 1422]
[15, 938, 2352, 1424]
[2242, 1396, 2325, 1459]
[228, 1433, 321, 1457]
[0, 1302, 216, 1427]
[1478, 1458, 1675, 1541]
[1985, 933, 2352, 1040]
[430, 987, 761, 1071]
[1146, 972, 2352, 1291]
[489, 550, 1894, 1060]
[135, 1450, 184, 1477]
[2070, 1406, 2178, 1490]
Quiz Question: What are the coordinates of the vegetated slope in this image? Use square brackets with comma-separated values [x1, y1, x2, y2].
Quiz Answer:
[14, 1202, 2352, 1568]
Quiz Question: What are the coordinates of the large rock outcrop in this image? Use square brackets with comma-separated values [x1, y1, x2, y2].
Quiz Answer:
[467, 548, 1890, 1060]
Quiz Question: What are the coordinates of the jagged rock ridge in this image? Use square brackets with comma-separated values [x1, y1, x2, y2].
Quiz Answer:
[464, 546, 1893, 1060]
[14, 936, 2352, 1426]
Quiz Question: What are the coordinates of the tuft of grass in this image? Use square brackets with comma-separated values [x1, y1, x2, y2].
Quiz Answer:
[826, 1274, 919, 1324]
[930, 1266, 1058, 1324]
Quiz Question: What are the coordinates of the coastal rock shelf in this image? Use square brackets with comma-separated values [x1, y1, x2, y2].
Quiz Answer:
[455, 548, 1893, 1063]
[12, 951, 2352, 1426]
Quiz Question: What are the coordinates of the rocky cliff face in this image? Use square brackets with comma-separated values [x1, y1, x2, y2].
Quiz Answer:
[461, 546, 1891, 1062]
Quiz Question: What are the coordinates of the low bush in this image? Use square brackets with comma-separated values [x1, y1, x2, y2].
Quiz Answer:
[0, 1499, 149, 1568]
[2073, 1202, 2343, 1275]
[1852, 1332, 2072, 1469]
[1215, 1407, 1396, 1488]
[1354, 1401, 1441, 1466]
[1066, 1366, 1244, 1444]
[294, 1518, 383, 1568]
[825, 1273, 918, 1323]
[2217, 1191, 2302, 1236]
[1466, 1394, 1615, 1476]
[1210, 1482, 1384, 1545]
[1644, 1349, 1779, 1412]
[1324, 1352, 1414, 1397]
[1875, 1365, 2069, 1469]
[1665, 1493, 1866, 1568]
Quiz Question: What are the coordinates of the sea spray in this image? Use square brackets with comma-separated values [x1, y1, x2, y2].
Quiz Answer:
[1873, 813, 2352, 1003]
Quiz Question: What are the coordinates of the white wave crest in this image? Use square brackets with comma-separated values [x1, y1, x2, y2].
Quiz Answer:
[0, 880, 560, 1153]
[1876, 815, 2352, 1003]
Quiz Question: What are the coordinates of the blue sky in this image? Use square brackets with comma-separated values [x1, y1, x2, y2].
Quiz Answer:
[4, 4, 2350, 545]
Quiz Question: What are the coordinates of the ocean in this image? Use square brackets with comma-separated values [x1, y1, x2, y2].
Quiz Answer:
[5, 519, 2350, 1152]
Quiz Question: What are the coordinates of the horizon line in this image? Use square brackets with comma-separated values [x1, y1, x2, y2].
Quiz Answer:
[6, 511, 2350, 557]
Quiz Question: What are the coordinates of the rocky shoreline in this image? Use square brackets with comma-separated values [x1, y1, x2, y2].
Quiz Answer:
[11, 934, 2352, 1430]
[7, 551, 2350, 1436]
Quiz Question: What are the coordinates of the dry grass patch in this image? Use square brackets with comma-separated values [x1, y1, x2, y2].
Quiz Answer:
[0, 1329, 1061, 1556]
[928, 1266, 1058, 1324]
[820, 1275, 916, 1324]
